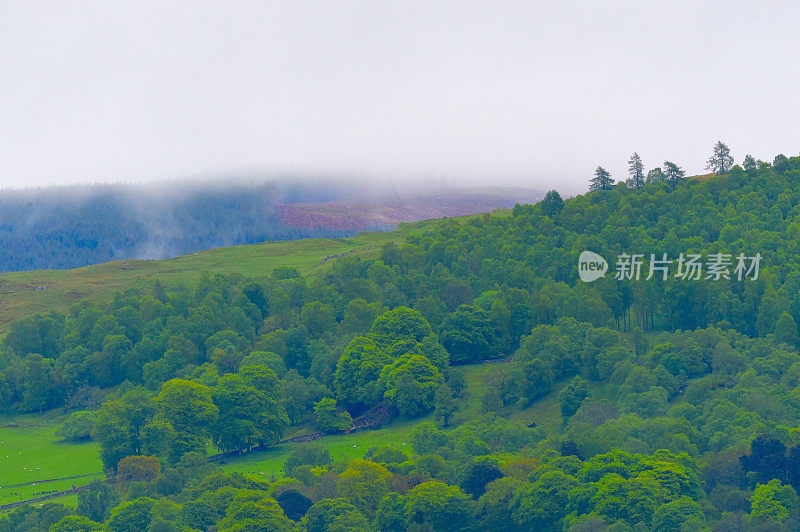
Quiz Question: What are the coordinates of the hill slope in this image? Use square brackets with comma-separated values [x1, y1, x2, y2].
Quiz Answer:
[0, 217, 449, 330]
[6, 157, 800, 530]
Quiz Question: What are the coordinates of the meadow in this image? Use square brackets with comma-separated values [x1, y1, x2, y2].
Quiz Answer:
[0, 412, 103, 508]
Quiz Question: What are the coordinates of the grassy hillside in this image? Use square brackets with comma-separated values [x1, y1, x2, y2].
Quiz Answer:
[0, 218, 448, 331]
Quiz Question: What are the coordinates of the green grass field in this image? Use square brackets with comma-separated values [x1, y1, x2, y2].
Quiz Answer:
[0, 412, 103, 508]
[456, 361, 563, 432]
[223, 420, 423, 480]
[0, 414, 426, 509]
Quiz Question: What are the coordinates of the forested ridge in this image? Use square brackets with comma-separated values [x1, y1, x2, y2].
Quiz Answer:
[0, 181, 538, 274]
[4, 154, 800, 530]
[0, 181, 364, 273]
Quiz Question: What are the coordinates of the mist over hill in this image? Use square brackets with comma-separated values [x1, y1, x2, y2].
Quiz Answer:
[0, 180, 542, 272]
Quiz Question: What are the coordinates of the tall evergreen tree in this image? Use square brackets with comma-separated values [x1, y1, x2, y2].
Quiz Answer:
[663, 161, 686, 190]
[589, 166, 613, 191]
[540, 190, 564, 217]
[743, 154, 758, 172]
[627, 153, 645, 188]
[706, 140, 734, 174]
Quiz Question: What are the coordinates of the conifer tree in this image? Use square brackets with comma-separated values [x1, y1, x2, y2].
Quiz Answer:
[663, 161, 686, 190]
[590, 166, 613, 191]
[706, 141, 734, 174]
[628, 152, 645, 188]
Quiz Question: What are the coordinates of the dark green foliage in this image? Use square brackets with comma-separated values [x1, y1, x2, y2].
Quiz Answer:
[369, 307, 433, 349]
[540, 190, 564, 217]
[404, 481, 475, 531]
[740, 435, 789, 486]
[460, 462, 504, 499]
[50, 515, 104, 531]
[241, 282, 268, 313]
[370, 445, 410, 465]
[216, 490, 295, 530]
[152, 379, 218, 463]
[92, 388, 155, 470]
[439, 305, 505, 363]
[590, 166, 614, 191]
[521, 358, 553, 401]
[559, 376, 590, 419]
[276, 490, 313, 521]
[775, 312, 799, 347]
[0, 503, 71, 532]
[106, 497, 155, 532]
[380, 354, 444, 417]
[76, 481, 119, 523]
[339, 298, 385, 336]
[211, 366, 289, 451]
[652, 496, 705, 531]
[301, 301, 337, 338]
[481, 387, 503, 414]
[303, 498, 369, 531]
[410, 422, 449, 455]
[281, 369, 328, 425]
[334, 336, 391, 410]
[662, 160, 685, 189]
[375, 492, 407, 532]
[5, 315, 62, 358]
[272, 266, 302, 280]
[647, 166, 665, 183]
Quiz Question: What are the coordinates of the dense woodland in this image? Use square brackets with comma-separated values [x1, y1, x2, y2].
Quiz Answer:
[4, 153, 800, 530]
[0, 181, 362, 272]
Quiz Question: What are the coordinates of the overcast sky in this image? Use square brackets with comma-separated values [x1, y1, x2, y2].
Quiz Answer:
[1, 2, 799, 193]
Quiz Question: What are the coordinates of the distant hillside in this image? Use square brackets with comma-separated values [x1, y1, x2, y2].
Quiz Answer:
[0, 181, 541, 273]
[278, 187, 543, 231]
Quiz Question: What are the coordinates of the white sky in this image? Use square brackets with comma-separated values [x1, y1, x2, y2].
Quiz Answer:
[1, 1, 799, 193]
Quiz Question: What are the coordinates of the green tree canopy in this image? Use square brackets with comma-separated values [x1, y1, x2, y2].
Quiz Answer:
[439, 305, 505, 363]
[380, 354, 444, 417]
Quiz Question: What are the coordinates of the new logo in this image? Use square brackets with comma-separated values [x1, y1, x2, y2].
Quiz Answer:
[578, 251, 608, 282]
